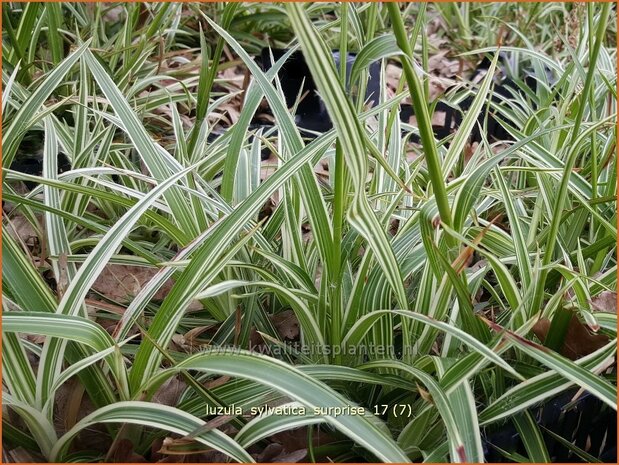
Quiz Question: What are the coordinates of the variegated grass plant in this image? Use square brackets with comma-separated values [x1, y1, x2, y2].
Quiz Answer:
[2, 2, 617, 462]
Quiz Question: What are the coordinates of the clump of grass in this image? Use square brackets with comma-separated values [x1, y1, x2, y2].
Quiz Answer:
[2, 2, 616, 463]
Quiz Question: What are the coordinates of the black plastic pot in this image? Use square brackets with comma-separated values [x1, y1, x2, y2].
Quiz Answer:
[9, 131, 71, 189]
[257, 49, 552, 144]
[483, 389, 617, 462]
[259, 48, 381, 134]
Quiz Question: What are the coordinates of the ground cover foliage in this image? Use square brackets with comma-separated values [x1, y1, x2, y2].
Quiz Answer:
[1, 2, 617, 463]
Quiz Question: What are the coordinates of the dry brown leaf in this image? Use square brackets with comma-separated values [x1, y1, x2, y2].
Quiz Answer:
[269, 425, 337, 455]
[203, 375, 231, 390]
[428, 50, 460, 77]
[158, 437, 233, 462]
[426, 17, 444, 36]
[255, 112, 276, 124]
[270, 447, 307, 463]
[171, 333, 190, 352]
[385, 63, 403, 98]
[56, 253, 69, 300]
[5, 447, 43, 463]
[91, 265, 200, 311]
[256, 443, 284, 462]
[220, 65, 245, 86]
[183, 325, 212, 347]
[220, 102, 241, 125]
[110, 439, 147, 463]
[85, 298, 127, 316]
[153, 376, 187, 407]
[255, 443, 308, 463]
[63, 380, 86, 431]
[92, 265, 173, 302]
[5, 213, 39, 246]
[417, 382, 433, 404]
[25, 333, 46, 344]
[272, 310, 300, 340]
[314, 162, 330, 179]
[532, 313, 609, 360]
[53, 379, 105, 450]
[590, 291, 617, 313]
[260, 157, 279, 183]
[103, 5, 125, 22]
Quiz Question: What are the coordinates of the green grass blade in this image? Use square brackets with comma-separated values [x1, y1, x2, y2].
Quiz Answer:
[287, 3, 408, 308]
[360, 359, 466, 463]
[486, 320, 617, 409]
[50, 401, 253, 463]
[175, 350, 410, 462]
[83, 49, 199, 236]
[3, 40, 90, 171]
